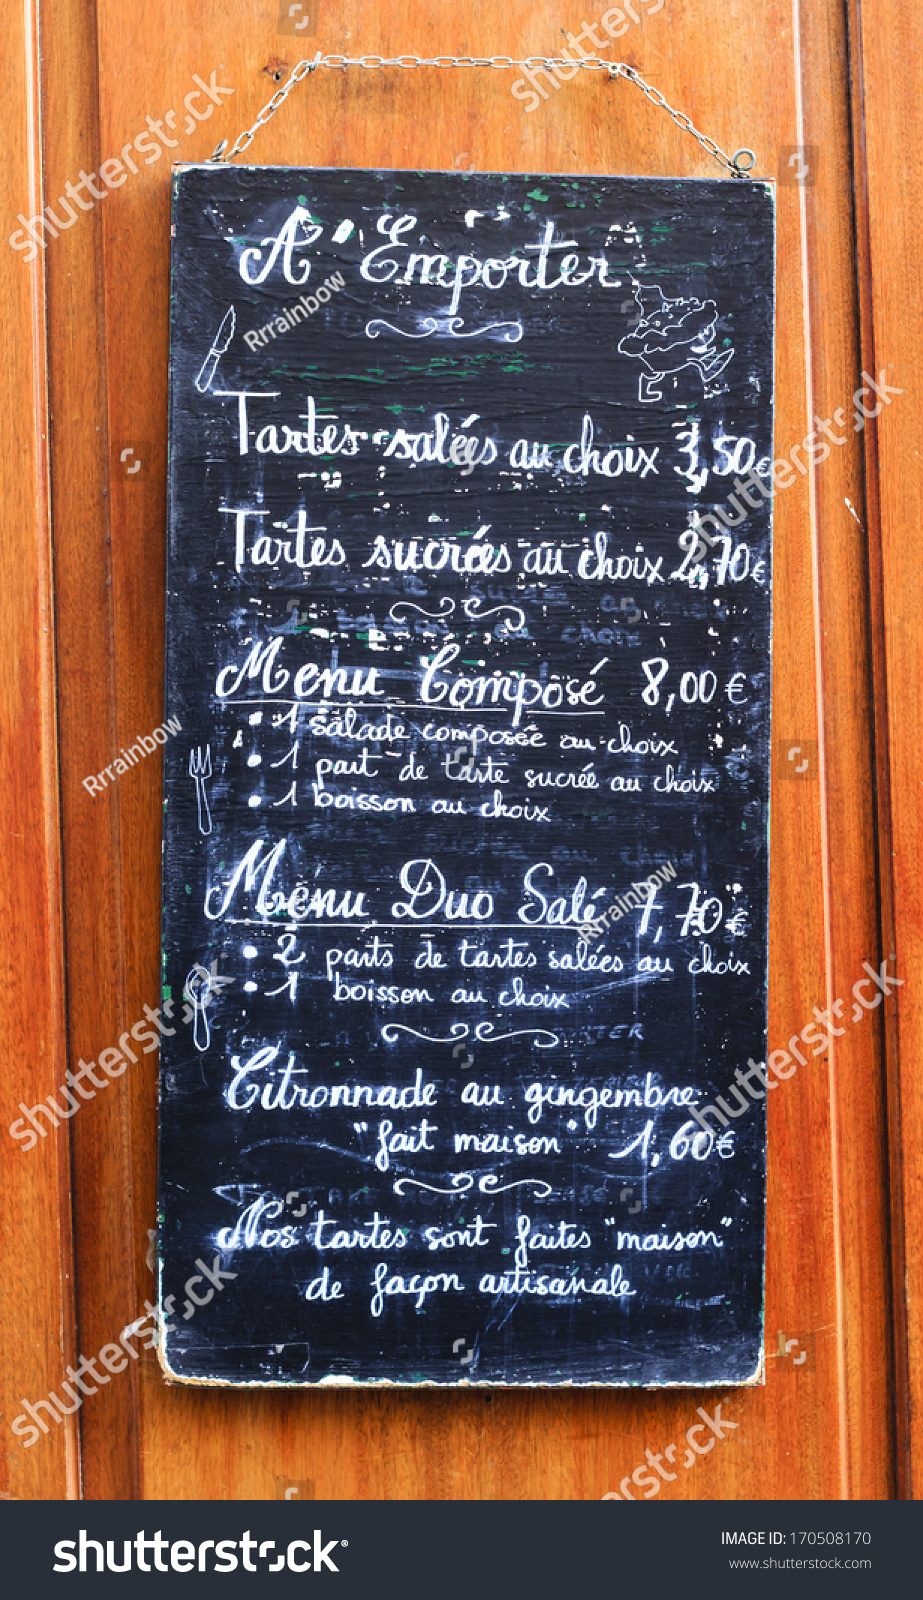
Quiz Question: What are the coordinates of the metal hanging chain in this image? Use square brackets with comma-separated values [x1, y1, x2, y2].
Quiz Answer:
[208, 51, 756, 177]
[608, 63, 755, 176]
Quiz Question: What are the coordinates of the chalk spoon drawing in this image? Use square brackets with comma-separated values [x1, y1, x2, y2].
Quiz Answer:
[618, 281, 734, 402]
[183, 959, 234, 1053]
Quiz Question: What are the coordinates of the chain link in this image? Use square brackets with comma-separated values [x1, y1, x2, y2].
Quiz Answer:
[210, 50, 323, 163]
[607, 63, 754, 176]
[208, 54, 756, 177]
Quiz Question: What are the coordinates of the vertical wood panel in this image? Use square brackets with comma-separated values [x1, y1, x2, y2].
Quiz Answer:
[793, 0, 895, 1499]
[22, 0, 898, 1498]
[0, 0, 77, 1503]
[39, 0, 144, 1501]
[848, 0, 922, 1498]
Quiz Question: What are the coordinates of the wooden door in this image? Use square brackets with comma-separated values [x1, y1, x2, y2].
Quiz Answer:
[2, 0, 918, 1500]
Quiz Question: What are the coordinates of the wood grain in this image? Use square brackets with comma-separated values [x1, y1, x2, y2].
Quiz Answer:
[6, 0, 906, 1499]
[794, 0, 895, 1499]
[848, 0, 922, 1499]
[0, 0, 77, 1504]
[39, 0, 146, 1502]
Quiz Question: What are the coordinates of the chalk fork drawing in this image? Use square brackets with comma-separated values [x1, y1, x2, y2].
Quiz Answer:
[618, 281, 734, 402]
[189, 744, 213, 835]
[195, 306, 236, 393]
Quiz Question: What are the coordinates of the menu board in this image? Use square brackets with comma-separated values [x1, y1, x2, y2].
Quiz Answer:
[159, 165, 775, 1386]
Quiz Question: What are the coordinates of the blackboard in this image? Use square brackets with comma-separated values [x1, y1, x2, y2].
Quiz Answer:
[159, 164, 774, 1387]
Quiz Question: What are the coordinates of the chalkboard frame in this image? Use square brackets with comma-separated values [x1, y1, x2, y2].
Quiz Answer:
[158, 162, 775, 1388]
